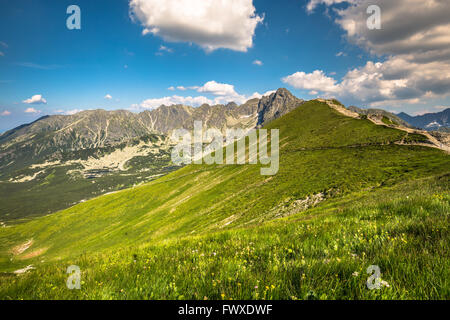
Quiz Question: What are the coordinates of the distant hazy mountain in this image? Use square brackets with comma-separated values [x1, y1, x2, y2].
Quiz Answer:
[397, 109, 450, 131]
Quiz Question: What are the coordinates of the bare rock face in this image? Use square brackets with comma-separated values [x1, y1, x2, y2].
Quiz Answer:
[348, 106, 411, 128]
[257, 88, 304, 126]
[429, 131, 450, 148]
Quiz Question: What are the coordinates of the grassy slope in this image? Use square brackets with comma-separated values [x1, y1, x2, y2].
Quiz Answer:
[0, 100, 448, 299]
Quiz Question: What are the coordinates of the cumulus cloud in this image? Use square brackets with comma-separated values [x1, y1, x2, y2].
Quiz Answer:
[332, 0, 450, 60]
[283, 70, 339, 93]
[104, 94, 113, 100]
[139, 95, 213, 110]
[246, 90, 276, 100]
[1, 110, 11, 116]
[301, 0, 450, 107]
[129, 0, 263, 52]
[253, 60, 263, 66]
[283, 60, 438, 106]
[54, 109, 85, 115]
[65, 109, 83, 115]
[197, 81, 238, 96]
[195, 81, 270, 105]
[25, 107, 40, 114]
[136, 82, 275, 110]
[23, 94, 47, 105]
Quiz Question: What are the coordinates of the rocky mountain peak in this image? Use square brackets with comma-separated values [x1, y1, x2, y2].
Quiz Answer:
[257, 88, 304, 125]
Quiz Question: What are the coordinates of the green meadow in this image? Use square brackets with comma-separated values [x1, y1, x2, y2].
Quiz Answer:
[0, 101, 448, 300]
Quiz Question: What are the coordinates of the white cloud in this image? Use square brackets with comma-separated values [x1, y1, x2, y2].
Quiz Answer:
[253, 60, 263, 66]
[159, 45, 173, 53]
[23, 94, 47, 105]
[25, 107, 40, 114]
[197, 81, 238, 96]
[195, 81, 255, 104]
[336, 51, 347, 57]
[136, 82, 275, 110]
[156, 45, 174, 55]
[129, 0, 264, 52]
[246, 90, 276, 100]
[104, 94, 113, 100]
[283, 58, 450, 107]
[1, 110, 11, 116]
[168, 86, 175, 91]
[301, 0, 450, 107]
[139, 95, 213, 110]
[332, 0, 450, 60]
[65, 109, 83, 115]
[283, 70, 339, 93]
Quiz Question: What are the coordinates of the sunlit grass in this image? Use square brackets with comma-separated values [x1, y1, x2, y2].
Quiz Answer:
[0, 101, 448, 300]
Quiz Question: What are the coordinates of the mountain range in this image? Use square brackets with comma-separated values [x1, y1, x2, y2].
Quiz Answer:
[0, 89, 303, 220]
[397, 108, 450, 131]
[2, 89, 449, 222]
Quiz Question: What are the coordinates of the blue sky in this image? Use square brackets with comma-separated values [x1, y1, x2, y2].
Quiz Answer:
[1, 0, 449, 132]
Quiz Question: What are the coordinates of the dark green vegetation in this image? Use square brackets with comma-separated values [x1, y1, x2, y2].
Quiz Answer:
[0, 135, 176, 221]
[0, 100, 448, 299]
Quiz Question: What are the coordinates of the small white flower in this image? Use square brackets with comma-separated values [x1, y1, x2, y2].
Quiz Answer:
[352, 271, 359, 277]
